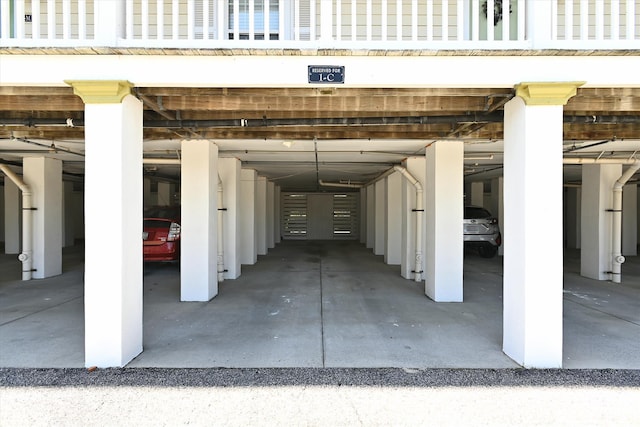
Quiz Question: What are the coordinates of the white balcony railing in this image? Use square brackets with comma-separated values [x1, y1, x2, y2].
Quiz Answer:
[0, 0, 638, 50]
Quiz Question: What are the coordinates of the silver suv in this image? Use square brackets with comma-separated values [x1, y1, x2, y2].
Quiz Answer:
[464, 206, 501, 258]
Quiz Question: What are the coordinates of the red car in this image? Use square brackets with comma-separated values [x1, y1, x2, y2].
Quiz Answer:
[143, 206, 181, 262]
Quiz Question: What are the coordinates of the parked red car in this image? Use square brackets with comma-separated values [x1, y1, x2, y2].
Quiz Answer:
[143, 206, 181, 262]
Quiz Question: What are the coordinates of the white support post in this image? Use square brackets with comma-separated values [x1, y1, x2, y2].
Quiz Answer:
[24, 157, 62, 279]
[366, 185, 375, 249]
[502, 82, 581, 368]
[219, 158, 242, 279]
[401, 157, 426, 280]
[385, 171, 402, 265]
[240, 169, 258, 265]
[63, 181, 75, 248]
[256, 176, 267, 256]
[565, 187, 581, 249]
[69, 81, 143, 368]
[470, 181, 484, 206]
[425, 141, 464, 302]
[374, 179, 386, 256]
[266, 181, 275, 249]
[581, 163, 622, 280]
[622, 184, 637, 256]
[4, 178, 20, 254]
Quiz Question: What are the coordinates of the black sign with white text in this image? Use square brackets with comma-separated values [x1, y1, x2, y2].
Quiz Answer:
[308, 66, 345, 84]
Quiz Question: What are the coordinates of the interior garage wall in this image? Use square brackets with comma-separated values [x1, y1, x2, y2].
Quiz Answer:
[0, 182, 4, 243]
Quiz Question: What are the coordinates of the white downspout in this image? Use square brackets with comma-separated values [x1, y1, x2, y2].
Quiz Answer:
[610, 160, 640, 283]
[318, 179, 363, 189]
[393, 166, 423, 282]
[0, 165, 33, 280]
[217, 174, 225, 283]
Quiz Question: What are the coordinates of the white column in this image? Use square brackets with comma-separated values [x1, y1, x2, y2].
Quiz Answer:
[266, 181, 275, 249]
[623, 184, 637, 256]
[143, 178, 152, 207]
[157, 181, 172, 206]
[366, 185, 375, 249]
[502, 82, 580, 368]
[385, 172, 402, 265]
[24, 157, 62, 278]
[581, 164, 622, 280]
[359, 187, 367, 244]
[470, 181, 484, 206]
[72, 81, 143, 368]
[491, 176, 504, 256]
[374, 179, 386, 256]
[4, 178, 20, 254]
[181, 140, 219, 301]
[240, 169, 257, 265]
[219, 158, 242, 279]
[565, 187, 581, 249]
[401, 157, 426, 280]
[256, 176, 267, 255]
[425, 141, 463, 302]
[63, 181, 75, 248]
[275, 185, 281, 244]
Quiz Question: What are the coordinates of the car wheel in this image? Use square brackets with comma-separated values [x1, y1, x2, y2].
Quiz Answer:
[478, 244, 497, 258]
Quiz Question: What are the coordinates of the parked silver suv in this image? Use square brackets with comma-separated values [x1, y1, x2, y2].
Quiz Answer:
[464, 206, 501, 258]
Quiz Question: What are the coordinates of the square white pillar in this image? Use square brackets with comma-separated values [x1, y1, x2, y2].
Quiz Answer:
[24, 157, 62, 278]
[83, 92, 143, 368]
[470, 181, 484, 206]
[275, 185, 281, 244]
[63, 181, 75, 248]
[401, 157, 426, 281]
[366, 185, 375, 249]
[266, 181, 275, 249]
[374, 179, 386, 256]
[157, 181, 172, 206]
[359, 188, 367, 244]
[425, 141, 464, 302]
[503, 95, 565, 368]
[581, 164, 622, 280]
[4, 178, 20, 254]
[219, 158, 242, 279]
[240, 169, 257, 265]
[565, 187, 581, 249]
[181, 140, 219, 301]
[385, 172, 402, 265]
[622, 184, 637, 256]
[256, 176, 267, 255]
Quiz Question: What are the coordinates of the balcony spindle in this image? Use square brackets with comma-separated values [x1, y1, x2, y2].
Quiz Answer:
[249, 0, 255, 39]
[442, 0, 449, 41]
[310, 0, 317, 40]
[187, 0, 194, 40]
[234, 0, 240, 41]
[351, 0, 357, 41]
[595, 0, 604, 40]
[517, 0, 525, 41]
[33, 0, 41, 39]
[157, 0, 165, 39]
[142, 0, 149, 40]
[172, 0, 179, 40]
[472, 0, 479, 41]
[580, 0, 588, 40]
[265, 0, 270, 41]
[202, 0, 210, 40]
[78, 0, 86, 39]
[411, 0, 417, 41]
[63, 0, 71, 39]
[382, 0, 388, 41]
[0, 0, 9, 39]
[279, 0, 285, 40]
[426, 0, 433, 41]
[501, 0, 509, 41]
[336, 0, 342, 40]
[366, 0, 372, 41]
[397, 0, 402, 41]
[626, 0, 635, 40]
[47, 0, 56, 39]
[15, 0, 25, 38]
[457, 0, 464, 41]
[486, 0, 494, 41]
[610, 0, 619, 40]
[551, 0, 557, 40]
[126, 0, 134, 39]
[564, 0, 573, 40]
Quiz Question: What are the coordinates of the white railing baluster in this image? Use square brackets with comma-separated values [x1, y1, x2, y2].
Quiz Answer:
[382, 0, 387, 41]
[188, 0, 195, 40]
[126, 0, 134, 39]
[172, 0, 179, 40]
[62, 0, 71, 39]
[78, 0, 86, 39]
[33, 0, 41, 39]
[626, 0, 635, 40]
[279, 0, 285, 40]
[15, 0, 24, 38]
[337, 0, 342, 40]
[442, 0, 449, 41]
[486, 0, 493, 41]
[456, 0, 464, 41]
[501, 0, 509, 41]
[249, 0, 255, 39]
[0, 0, 10, 39]
[142, 0, 149, 40]
[157, 0, 165, 39]
[294, 0, 300, 40]
[47, 0, 56, 40]
[234, 0, 240, 41]
[203, 0, 210, 40]
[595, 0, 604, 40]
[397, 0, 402, 41]
[265, 0, 270, 40]
[310, 0, 317, 40]
[517, 0, 525, 41]
[426, 0, 433, 41]
[351, 0, 357, 41]
[411, 0, 417, 41]
[610, 0, 619, 40]
[580, 0, 588, 40]
[366, 0, 372, 41]
[472, 0, 479, 41]
[550, 0, 557, 40]
[564, 0, 573, 40]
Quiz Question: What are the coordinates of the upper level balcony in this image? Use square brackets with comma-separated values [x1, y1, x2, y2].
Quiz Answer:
[0, 0, 638, 52]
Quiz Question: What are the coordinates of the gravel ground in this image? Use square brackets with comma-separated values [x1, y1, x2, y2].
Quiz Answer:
[1, 368, 639, 426]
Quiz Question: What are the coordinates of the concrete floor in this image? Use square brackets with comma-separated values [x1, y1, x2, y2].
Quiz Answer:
[0, 241, 639, 369]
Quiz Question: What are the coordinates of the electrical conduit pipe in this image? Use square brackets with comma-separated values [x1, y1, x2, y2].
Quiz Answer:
[393, 166, 423, 282]
[610, 160, 640, 283]
[0, 165, 33, 280]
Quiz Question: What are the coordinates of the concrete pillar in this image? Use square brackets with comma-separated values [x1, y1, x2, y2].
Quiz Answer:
[23, 157, 62, 278]
[157, 181, 172, 206]
[219, 158, 242, 279]
[143, 178, 152, 207]
[491, 177, 505, 256]
[366, 185, 375, 249]
[69, 80, 143, 367]
[470, 181, 484, 206]
[565, 187, 581, 249]
[256, 176, 267, 255]
[266, 181, 275, 249]
[374, 179, 386, 256]
[401, 157, 426, 280]
[425, 141, 464, 302]
[623, 184, 638, 256]
[385, 172, 402, 265]
[63, 181, 75, 248]
[180, 140, 219, 301]
[359, 188, 367, 244]
[240, 169, 257, 265]
[503, 82, 581, 368]
[581, 164, 622, 280]
[275, 185, 281, 244]
[4, 178, 20, 254]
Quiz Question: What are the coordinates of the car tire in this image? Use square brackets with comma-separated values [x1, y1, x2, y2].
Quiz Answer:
[478, 244, 498, 258]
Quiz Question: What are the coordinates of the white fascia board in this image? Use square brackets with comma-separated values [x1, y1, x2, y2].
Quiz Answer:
[1, 54, 639, 88]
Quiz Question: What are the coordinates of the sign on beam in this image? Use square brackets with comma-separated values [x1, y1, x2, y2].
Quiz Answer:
[308, 66, 345, 84]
